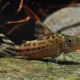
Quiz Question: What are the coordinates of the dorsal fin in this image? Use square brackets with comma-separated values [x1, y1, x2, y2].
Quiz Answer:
[34, 21, 53, 38]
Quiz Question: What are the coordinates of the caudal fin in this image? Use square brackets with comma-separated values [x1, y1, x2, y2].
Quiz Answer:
[0, 33, 17, 57]
[0, 33, 15, 45]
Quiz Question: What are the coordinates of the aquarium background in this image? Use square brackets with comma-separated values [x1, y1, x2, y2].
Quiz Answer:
[0, 0, 80, 44]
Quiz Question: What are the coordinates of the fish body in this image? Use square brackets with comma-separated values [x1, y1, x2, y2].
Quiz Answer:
[14, 34, 80, 59]
[0, 21, 80, 59]
[15, 34, 64, 59]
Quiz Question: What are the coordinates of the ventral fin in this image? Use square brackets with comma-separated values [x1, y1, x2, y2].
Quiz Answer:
[34, 21, 53, 38]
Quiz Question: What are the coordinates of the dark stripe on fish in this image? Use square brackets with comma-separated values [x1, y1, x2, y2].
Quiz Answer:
[3, 50, 17, 56]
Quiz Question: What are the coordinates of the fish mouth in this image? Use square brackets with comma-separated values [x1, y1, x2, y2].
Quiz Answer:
[76, 50, 80, 52]
[72, 45, 80, 52]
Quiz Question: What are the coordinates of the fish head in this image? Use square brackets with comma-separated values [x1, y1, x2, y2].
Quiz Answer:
[62, 35, 80, 53]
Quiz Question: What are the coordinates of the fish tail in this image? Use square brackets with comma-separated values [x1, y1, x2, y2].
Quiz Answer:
[0, 33, 17, 57]
[0, 33, 14, 44]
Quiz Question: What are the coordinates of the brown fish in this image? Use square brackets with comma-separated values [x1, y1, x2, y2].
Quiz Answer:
[0, 21, 80, 59]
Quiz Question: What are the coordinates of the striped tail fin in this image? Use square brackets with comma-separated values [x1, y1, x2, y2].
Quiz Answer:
[0, 33, 17, 57]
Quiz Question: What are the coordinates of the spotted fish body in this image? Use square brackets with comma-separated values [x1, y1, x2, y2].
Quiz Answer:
[15, 34, 64, 59]
[0, 21, 80, 59]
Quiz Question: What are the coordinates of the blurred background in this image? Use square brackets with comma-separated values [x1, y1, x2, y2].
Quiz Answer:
[0, 0, 80, 44]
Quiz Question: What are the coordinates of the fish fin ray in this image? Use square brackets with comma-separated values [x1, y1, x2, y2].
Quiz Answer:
[0, 33, 15, 45]
[34, 21, 53, 38]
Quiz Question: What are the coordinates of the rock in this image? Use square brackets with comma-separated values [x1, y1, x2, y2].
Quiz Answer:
[0, 57, 80, 80]
[44, 7, 80, 36]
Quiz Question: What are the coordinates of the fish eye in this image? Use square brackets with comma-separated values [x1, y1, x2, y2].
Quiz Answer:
[66, 37, 73, 43]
